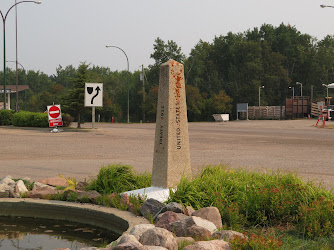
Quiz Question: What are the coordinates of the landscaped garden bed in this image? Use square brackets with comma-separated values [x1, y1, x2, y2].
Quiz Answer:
[1, 164, 334, 249]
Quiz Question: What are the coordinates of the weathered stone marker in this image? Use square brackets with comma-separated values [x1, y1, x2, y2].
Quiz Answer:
[151, 60, 192, 188]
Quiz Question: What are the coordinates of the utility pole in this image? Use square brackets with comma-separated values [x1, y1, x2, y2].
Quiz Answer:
[311, 85, 314, 103]
[142, 64, 146, 123]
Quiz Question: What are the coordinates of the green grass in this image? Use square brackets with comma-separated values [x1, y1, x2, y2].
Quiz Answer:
[241, 226, 334, 250]
[167, 165, 334, 249]
[85, 164, 151, 194]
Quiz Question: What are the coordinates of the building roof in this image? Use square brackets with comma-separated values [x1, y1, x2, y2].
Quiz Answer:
[0, 85, 29, 92]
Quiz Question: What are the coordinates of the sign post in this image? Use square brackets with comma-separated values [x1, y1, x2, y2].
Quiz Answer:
[85, 83, 103, 129]
[47, 104, 63, 128]
[237, 103, 249, 120]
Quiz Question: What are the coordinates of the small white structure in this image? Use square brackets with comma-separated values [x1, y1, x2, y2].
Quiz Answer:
[124, 187, 173, 203]
[212, 114, 229, 122]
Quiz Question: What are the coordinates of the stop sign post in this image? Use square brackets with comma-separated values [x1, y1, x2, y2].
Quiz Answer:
[47, 105, 63, 127]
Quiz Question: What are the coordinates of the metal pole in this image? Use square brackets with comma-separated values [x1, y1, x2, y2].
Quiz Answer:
[0, 1, 41, 110]
[92, 106, 95, 129]
[105, 45, 130, 123]
[3, 19, 6, 109]
[15, 0, 19, 112]
[311, 85, 313, 103]
[259, 87, 261, 107]
[142, 64, 145, 123]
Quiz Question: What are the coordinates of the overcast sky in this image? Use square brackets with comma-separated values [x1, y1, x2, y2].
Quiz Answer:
[1, 0, 334, 76]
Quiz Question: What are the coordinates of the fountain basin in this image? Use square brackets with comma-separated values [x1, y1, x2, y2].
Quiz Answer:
[0, 198, 149, 236]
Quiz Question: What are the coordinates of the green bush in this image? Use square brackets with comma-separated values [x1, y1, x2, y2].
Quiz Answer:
[168, 165, 334, 236]
[229, 232, 284, 249]
[86, 164, 151, 194]
[0, 110, 15, 125]
[298, 197, 334, 237]
[62, 113, 74, 127]
[12, 111, 48, 127]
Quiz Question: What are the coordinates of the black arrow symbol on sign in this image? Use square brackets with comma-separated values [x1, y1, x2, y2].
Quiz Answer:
[91, 86, 101, 104]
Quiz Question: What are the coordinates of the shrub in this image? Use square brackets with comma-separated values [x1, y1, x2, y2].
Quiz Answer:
[298, 197, 334, 237]
[0, 110, 15, 125]
[31, 112, 49, 127]
[229, 232, 284, 249]
[168, 165, 334, 235]
[12, 111, 48, 127]
[86, 164, 151, 194]
[62, 113, 74, 127]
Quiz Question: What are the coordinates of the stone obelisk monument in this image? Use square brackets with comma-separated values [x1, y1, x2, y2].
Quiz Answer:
[151, 60, 192, 188]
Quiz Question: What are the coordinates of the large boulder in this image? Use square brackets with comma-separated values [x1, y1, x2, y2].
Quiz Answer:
[212, 230, 247, 241]
[163, 202, 184, 214]
[8, 189, 20, 198]
[77, 190, 101, 203]
[175, 237, 195, 248]
[186, 225, 211, 240]
[75, 181, 88, 191]
[140, 199, 166, 220]
[155, 211, 185, 230]
[159, 212, 188, 222]
[0, 176, 15, 193]
[182, 240, 231, 250]
[112, 241, 148, 250]
[118, 234, 140, 245]
[0, 183, 12, 193]
[0, 176, 15, 187]
[27, 190, 63, 199]
[32, 182, 56, 192]
[192, 207, 222, 229]
[15, 180, 28, 194]
[0, 190, 9, 198]
[185, 206, 195, 216]
[145, 247, 168, 249]
[139, 227, 177, 250]
[38, 177, 68, 187]
[169, 216, 217, 237]
[129, 224, 156, 240]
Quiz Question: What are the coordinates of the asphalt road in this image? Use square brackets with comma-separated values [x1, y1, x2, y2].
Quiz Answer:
[1, 119, 333, 190]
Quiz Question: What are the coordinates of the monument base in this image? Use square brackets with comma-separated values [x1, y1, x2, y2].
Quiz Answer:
[123, 186, 175, 203]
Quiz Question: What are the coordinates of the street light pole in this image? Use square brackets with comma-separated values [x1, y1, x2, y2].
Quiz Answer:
[259, 85, 264, 106]
[320, 4, 334, 8]
[296, 82, 303, 96]
[0, 1, 41, 110]
[322, 84, 330, 106]
[6, 60, 25, 71]
[106, 45, 130, 123]
[289, 86, 294, 98]
[15, 0, 19, 112]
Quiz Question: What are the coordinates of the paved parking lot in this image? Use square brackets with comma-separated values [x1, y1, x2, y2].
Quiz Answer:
[1, 119, 333, 189]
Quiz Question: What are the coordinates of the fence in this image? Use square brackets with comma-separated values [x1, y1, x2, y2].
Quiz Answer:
[241, 106, 285, 120]
[285, 96, 310, 119]
[311, 103, 321, 118]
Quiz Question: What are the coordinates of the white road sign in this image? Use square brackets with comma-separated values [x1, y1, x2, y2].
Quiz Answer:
[85, 83, 103, 107]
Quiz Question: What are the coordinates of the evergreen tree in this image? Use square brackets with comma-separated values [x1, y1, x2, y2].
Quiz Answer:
[62, 63, 89, 128]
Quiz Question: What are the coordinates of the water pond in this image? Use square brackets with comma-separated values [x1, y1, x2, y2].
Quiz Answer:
[0, 216, 120, 250]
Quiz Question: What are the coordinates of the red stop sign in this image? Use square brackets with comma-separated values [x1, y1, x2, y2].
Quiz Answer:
[49, 105, 61, 119]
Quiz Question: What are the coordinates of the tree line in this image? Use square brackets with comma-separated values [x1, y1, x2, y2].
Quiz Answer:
[1, 23, 333, 123]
